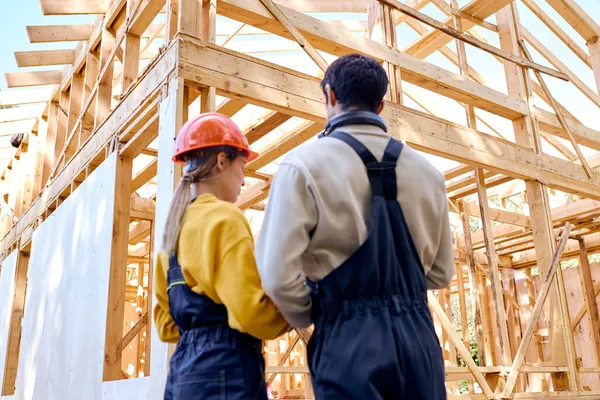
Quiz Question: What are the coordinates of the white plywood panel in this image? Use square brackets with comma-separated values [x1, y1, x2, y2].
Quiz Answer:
[14, 152, 117, 400]
[0, 251, 18, 389]
[102, 377, 150, 400]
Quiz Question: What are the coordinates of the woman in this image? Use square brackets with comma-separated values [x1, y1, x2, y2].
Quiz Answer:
[153, 112, 290, 400]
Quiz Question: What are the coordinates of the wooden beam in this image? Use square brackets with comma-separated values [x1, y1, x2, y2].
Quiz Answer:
[107, 312, 148, 365]
[545, 0, 600, 42]
[216, 0, 529, 120]
[5, 71, 63, 88]
[95, 29, 117, 127]
[272, 0, 366, 12]
[475, 168, 512, 367]
[519, 39, 593, 178]
[1, 251, 29, 395]
[131, 159, 157, 193]
[589, 38, 600, 96]
[463, 201, 530, 227]
[103, 155, 133, 381]
[380, 0, 568, 81]
[26, 24, 92, 43]
[0, 107, 43, 124]
[0, 88, 56, 107]
[39, 0, 107, 14]
[179, 40, 600, 199]
[244, 111, 291, 144]
[258, 0, 329, 72]
[521, 0, 591, 68]
[122, 34, 141, 92]
[403, 0, 513, 59]
[129, 0, 167, 36]
[0, 120, 36, 136]
[501, 223, 571, 398]
[535, 107, 600, 153]
[216, 97, 246, 116]
[15, 50, 75, 67]
[521, 27, 600, 109]
[120, 114, 160, 157]
[577, 239, 600, 378]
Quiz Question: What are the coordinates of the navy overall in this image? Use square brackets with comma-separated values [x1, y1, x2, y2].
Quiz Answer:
[306, 132, 446, 399]
[164, 254, 268, 400]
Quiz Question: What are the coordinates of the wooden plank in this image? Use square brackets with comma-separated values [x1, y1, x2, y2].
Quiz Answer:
[0, 88, 56, 107]
[82, 52, 100, 142]
[15, 50, 75, 67]
[67, 74, 84, 159]
[131, 159, 157, 193]
[519, 39, 593, 178]
[1, 251, 29, 395]
[0, 107, 43, 124]
[216, 97, 246, 116]
[522, 27, 600, 109]
[403, 0, 513, 59]
[216, 0, 529, 120]
[129, 0, 167, 36]
[428, 291, 494, 398]
[95, 29, 117, 127]
[26, 24, 92, 43]
[39, 0, 107, 14]
[545, 0, 600, 42]
[107, 312, 148, 365]
[589, 38, 600, 96]
[0, 120, 36, 136]
[179, 0, 202, 37]
[577, 239, 600, 379]
[5, 71, 63, 88]
[463, 200, 530, 227]
[380, 0, 568, 81]
[258, 0, 329, 72]
[120, 114, 160, 157]
[571, 280, 600, 330]
[501, 224, 572, 398]
[272, 0, 366, 12]
[244, 111, 291, 144]
[122, 34, 141, 92]
[475, 168, 512, 367]
[459, 199, 487, 367]
[103, 155, 133, 381]
[521, 0, 590, 68]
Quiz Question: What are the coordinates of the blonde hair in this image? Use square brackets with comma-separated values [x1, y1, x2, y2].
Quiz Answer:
[161, 151, 220, 255]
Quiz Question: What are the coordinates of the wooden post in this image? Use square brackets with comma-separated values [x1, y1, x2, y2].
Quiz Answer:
[67, 73, 84, 159]
[122, 34, 141, 93]
[179, 0, 202, 37]
[475, 168, 512, 367]
[103, 154, 133, 381]
[588, 37, 600, 95]
[450, 0, 476, 128]
[1, 250, 29, 395]
[578, 238, 600, 378]
[165, 0, 179, 46]
[497, 3, 578, 390]
[458, 200, 487, 369]
[200, 0, 216, 112]
[95, 29, 117, 127]
[82, 51, 99, 141]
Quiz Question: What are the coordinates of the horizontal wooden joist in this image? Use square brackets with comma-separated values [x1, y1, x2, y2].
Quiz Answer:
[179, 38, 600, 200]
[0, 106, 44, 123]
[545, 0, 600, 42]
[39, 0, 107, 15]
[0, 120, 36, 136]
[5, 71, 63, 88]
[26, 24, 92, 43]
[0, 88, 56, 107]
[273, 0, 367, 12]
[216, 0, 528, 120]
[15, 50, 75, 67]
[535, 108, 600, 152]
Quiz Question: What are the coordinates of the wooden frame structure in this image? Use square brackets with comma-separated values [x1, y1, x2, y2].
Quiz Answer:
[1, 0, 600, 398]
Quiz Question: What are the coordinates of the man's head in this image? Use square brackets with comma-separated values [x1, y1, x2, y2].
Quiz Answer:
[321, 54, 389, 120]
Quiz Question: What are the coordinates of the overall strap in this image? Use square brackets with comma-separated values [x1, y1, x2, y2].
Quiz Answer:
[328, 131, 404, 199]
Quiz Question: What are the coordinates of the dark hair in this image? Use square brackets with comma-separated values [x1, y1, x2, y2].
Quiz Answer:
[320, 54, 389, 113]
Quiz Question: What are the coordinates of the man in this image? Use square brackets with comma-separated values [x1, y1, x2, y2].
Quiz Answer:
[255, 54, 454, 399]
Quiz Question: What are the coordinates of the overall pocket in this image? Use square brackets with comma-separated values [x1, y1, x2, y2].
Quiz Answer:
[176, 370, 226, 400]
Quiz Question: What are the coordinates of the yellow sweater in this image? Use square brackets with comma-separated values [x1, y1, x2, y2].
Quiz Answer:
[154, 193, 291, 343]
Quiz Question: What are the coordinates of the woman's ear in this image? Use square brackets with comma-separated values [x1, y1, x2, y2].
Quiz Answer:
[216, 152, 228, 172]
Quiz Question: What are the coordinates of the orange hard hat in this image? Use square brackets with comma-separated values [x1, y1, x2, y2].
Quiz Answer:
[172, 112, 258, 163]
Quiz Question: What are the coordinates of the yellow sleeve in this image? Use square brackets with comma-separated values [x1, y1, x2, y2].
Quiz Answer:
[214, 237, 292, 340]
[153, 251, 180, 343]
